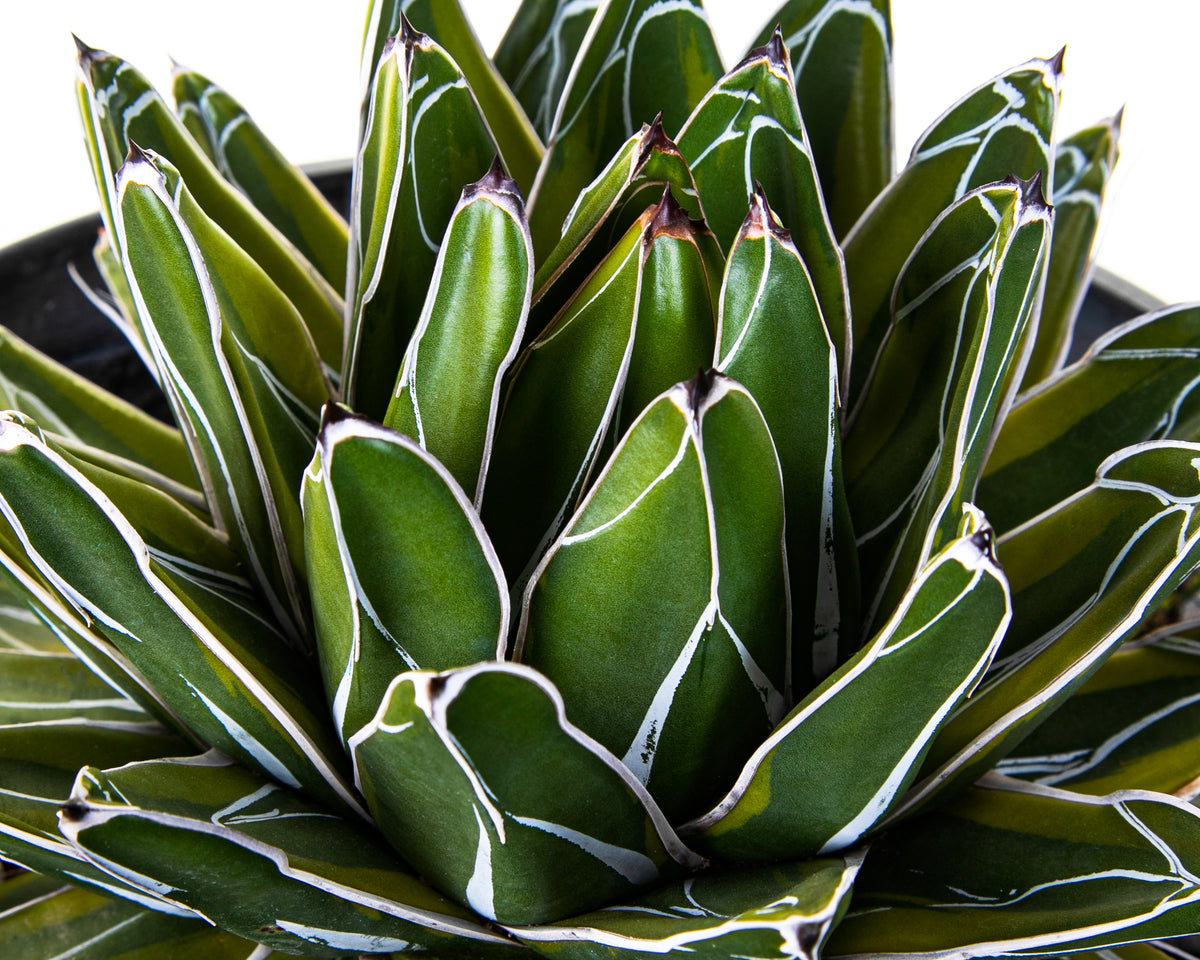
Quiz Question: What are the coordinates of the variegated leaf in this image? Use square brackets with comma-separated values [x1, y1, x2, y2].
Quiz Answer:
[0, 419, 363, 818]
[494, 0, 601, 142]
[748, 0, 893, 239]
[844, 177, 1051, 638]
[842, 52, 1061, 406]
[716, 186, 858, 685]
[302, 411, 509, 745]
[1022, 111, 1123, 388]
[59, 751, 520, 958]
[171, 67, 349, 292]
[826, 776, 1200, 957]
[74, 40, 344, 368]
[512, 851, 862, 960]
[684, 516, 1008, 860]
[676, 31, 850, 393]
[85, 229, 160, 387]
[900, 441, 1200, 819]
[383, 161, 533, 504]
[351, 662, 703, 926]
[345, 19, 498, 419]
[0, 576, 62, 652]
[980, 303, 1200, 536]
[517, 372, 788, 823]
[527, 0, 722, 263]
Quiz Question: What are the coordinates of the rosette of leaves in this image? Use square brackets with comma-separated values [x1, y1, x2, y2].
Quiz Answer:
[2, 0, 1200, 958]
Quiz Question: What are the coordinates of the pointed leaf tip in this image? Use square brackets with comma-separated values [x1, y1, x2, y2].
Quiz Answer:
[647, 187, 694, 241]
[1048, 45, 1066, 76]
[58, 799, 87, 824]
[638, 113, 677, 165]
[72, 33, 100, 64]
[765, 26, 788, 68]
[684, 367, 720, 418]
[318, 401, 359, 435]
[463, 156, 524, 207]
[745, 182, 791, 244]
[1018, 168, 1050, 211]
[1112, 104, 1126, 134]
[969, 527, 997, 563]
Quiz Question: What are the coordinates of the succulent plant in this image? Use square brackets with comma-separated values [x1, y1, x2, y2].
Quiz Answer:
[4, 0, 1200, 958]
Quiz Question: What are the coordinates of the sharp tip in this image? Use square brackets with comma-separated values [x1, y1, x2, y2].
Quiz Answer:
[464, 155, 524, 206]
[969, 527, 997, 563]
[646, 187, 695, 242]
[72, 33, 100, 65]
[1047, 45, 1066, 76]
[1020, 168, 1048, 208]
[765, 25, 787, 67]
[1112, 104, 1126, 134]
[685, 368, 720, 418]
[58, 799, 88, 824]
[744, 181, 791, 244]
[318, 401, 358, 434]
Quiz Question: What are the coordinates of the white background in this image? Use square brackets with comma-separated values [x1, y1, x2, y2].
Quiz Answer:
[2, 1, 1197, 304]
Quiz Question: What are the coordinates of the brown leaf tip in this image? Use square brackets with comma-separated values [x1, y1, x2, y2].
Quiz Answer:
[737, 26, 791, 76]
[1047, 45, 1066, 77]
[637, 112, 683, 167]
[59, 800, 89, 824]
[1016, 169, 1049, 211]
[73, 33, 101, 66]
[685, 368, 720, 419]
[742, 182, 792, 244]
[318, 401, 362, 435]
[646, 187, 696, 242]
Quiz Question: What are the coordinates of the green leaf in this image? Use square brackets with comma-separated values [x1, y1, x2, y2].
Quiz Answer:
[0, 873, 263, 960]
[383, 161, 534, 503]
[979, 303, 1200, 536]
[686, 516, 1008, 860]
[0, 648, 146, 726]
[75, 40, 344, 369]
[171, 66, 349, 292]
[0, 419, 363, 818]
[494, 0, 601, 142]
[903, 441, 1200, 819]
[842, 51, 1061, 406]
[826, 775, 1200, 957]
[527, 0, 722, 263]
[302, 411, 509, 745]
[512, 851, 862, 960]
[747, 0, 893, 239]
[351, 662, 703, 926]
[517, 372, 788, 823]
[676, 32, 850, 392]
[60, 751, 519, 958]
[1021, 111, 1122, 388]
[0, 577, 63, 652]
[116, 148, 333, 646]
[716, 187, 858, 685]
[345, 21, 499, 419]
[85, 230, 160, 387]
[364, 0, 544, 194]
[844, 177, 1051, 637]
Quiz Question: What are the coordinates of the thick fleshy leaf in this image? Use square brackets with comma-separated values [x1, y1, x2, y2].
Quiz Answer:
[494, 0, 601, 142]
[0, 648, 146, 726]
[842, 52, 1061, 405]
[748, 0, 893, 239]
[844, 177, 1051, 637]
[116, 149, 333, 645]
[0, 577, 63, 652]
[527, 0, 722, 263]
[75, 41, 344, 367]
[826, 776, 1200, 957]
[979, 303, 1200, 536]
[383, 162, 533, 503]
[996, 629, 1200, 799]
[517, 372, 788, 823]
[0, 419, 363, 818]
[88, 229, 159, 384]
[676, 31, 850, 389]
[0, 873, 262, 960]
[685, 516, 1008, 860]
[345, 21, 499, 419]
[485, 193, 719, 587]
[351, 662, 703, 926]
[171, 67, 349, 291]
[512, 851, 862, 960]
[901, 441, 1200, 818]
[302, 412, 509, 745]
[716, 187, 858, 684]
[1021, 111, 1122, 388]
[59, 751, 520, 958]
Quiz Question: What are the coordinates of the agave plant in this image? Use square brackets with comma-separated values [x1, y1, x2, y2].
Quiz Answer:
[3, 0, 1200, 957]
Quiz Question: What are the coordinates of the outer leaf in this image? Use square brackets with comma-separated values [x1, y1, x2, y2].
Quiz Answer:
[351, 662, 703, 926]
[0, 577, 63, 652]
[527, 0, 722, 263]
[747, 0, 893, 239]
[75, 41, 344, 367]
[0, 873, 263, 960]
[59, 751, 519, 958]
[345, 21, 499, 419]
[842, 52, 1061, 405]
[0, 648, 147, 726]
[88, 229, 159, 384]
[979, 303, 1200, 536]
[383, 161, 533, 504]
[685, 516, 1008, 860]
[302, 411, 509, 745]
[1021, 111, 1122, 387]
[494, 0, 602, 142]
[0, 419, 364, 818]
[826, 776, 1200, 957]
[844, 177, 1051, 636]
[676, 32, 850, 391]
[171, 67, 349, 291]
[517, 372, 788, 823]
[512, 851, 862, 960]
[899, 441, 1200, 819]
[716, 187, 858, 684]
